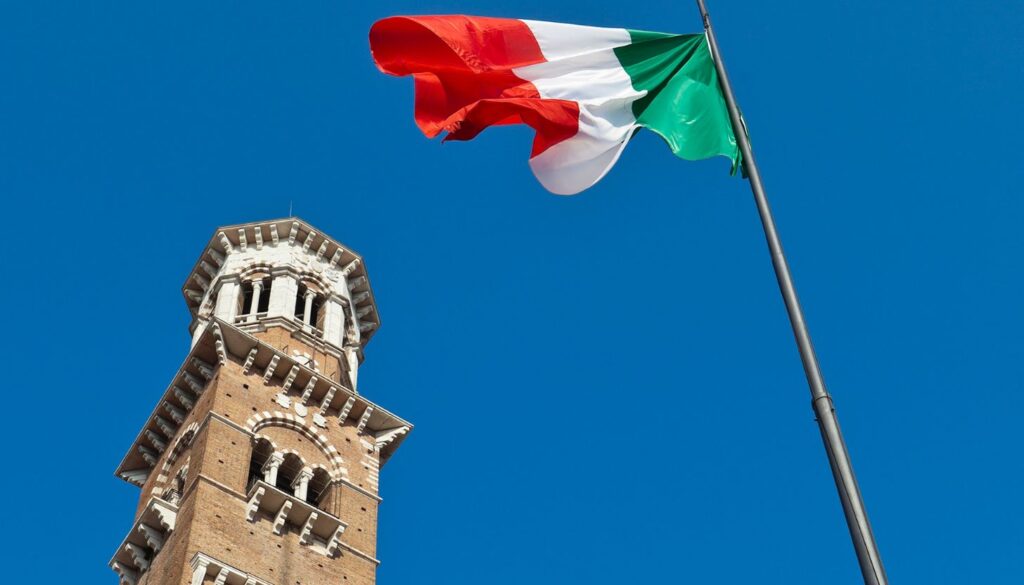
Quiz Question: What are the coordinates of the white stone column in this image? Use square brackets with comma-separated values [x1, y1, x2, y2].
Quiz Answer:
[267, 273, 298, 320]
[262, 452, 284, 485]
[292, 468, 314, 500]
[214, 280, 241, 322]
[322, 299, 346, 348]
[302, 290, 315, 330]
[248, 280, 263, 322]
[344, 346, 360, 392]
[190, 559, 210, 585]
[190, 319, 208, 349]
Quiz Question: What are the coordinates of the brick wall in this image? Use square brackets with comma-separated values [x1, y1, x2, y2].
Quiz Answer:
[123, 335, 388, 585]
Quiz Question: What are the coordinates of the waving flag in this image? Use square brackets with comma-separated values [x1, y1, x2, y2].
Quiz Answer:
[370, 15, 740, 195]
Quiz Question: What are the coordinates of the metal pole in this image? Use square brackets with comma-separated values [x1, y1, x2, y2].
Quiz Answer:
[694, 2, 888, 584]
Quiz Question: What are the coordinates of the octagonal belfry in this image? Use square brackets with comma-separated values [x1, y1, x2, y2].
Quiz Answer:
[183, 218, 382, 391]
[111, 218, 411, 585]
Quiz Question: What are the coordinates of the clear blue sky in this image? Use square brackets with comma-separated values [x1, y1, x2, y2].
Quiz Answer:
[2, 1, 1022, 583]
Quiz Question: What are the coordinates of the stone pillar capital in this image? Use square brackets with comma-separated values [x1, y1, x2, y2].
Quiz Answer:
[292, 467, 313, 500]
[189, 558, 211, 585]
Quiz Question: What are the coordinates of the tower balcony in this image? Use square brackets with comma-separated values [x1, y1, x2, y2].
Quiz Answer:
[231, 311, 327, 346]
[245, 480, 347, 557]
[109, 497, 178, 585]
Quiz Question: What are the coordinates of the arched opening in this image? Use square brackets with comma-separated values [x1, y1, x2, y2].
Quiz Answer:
[294, 283, 323, 331]
[164, 464, 188, 505]
[307, 467, 332, 507]
[241, 277, 272, 317]
[248, 437, 274, 491]
[277, 453, 305, 496]
[248, 417, 347, 483]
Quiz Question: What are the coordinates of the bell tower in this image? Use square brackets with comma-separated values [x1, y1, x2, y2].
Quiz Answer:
[111, 218, 412, 585]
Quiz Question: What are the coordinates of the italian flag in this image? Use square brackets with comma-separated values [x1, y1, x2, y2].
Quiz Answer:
[370, 15, 741, 195]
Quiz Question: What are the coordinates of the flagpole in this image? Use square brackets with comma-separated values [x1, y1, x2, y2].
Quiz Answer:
[694, 2, 888, 583]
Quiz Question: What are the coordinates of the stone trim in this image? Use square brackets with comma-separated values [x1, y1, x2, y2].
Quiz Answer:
[246, 411, 349, 480]
[153, 422, 200, 495]
[244, 481, 348, 559]
[335, 476, 383, 503]
[109, 498, 179, 585]
[189, 552, 273, 585]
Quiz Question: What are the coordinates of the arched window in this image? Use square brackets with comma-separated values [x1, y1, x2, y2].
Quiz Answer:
[241, 277, 272, 317]
[248, 438, 274, 490]
[164, 464, 189, 505]
[276, 453, 305, 496]
[306, 467, 332, 507]
[294, 283, 323, 331]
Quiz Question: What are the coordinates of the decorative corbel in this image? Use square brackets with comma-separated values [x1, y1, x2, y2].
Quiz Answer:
[246, 486, 266, 522]
[191, 357, 215, 379]
[211, 323, 228, 366]
[183, 372, 206, 395]
[172, 387, 196, 410]
[319, 386, 336, 415]
[155, 416, 179, 438]
[338, 396, 356, 423]
[326, 525, 346, 556]
[302, 231, 317, 253]
[112, 561, 139, 585]
[273, 501, 293, 535]
[217, 231, 233, 254]
[281, 366, 300, 392]
[375, 426, 411, 449]
[341, 259, 360, 276]
[138, 445, 159, 466]
[119, 468, 150, 486]
[163, 401, 186, 424]
[356, 406, 374, 434]
[299, 512, 318, 545]
[242, 347, 258, 374]
[137, 523, 165, 553]
[208, 248, 225, 266]
[199, 260, 218, 278]
[144, 430, 167, 453]
[300, 377, 318, 404]
[124, 543, 150, 572]
[262, 355, 281, 383]
[192, 273, 210, 290]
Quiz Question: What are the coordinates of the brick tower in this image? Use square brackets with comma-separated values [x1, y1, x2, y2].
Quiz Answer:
[111, 218, 412, 585]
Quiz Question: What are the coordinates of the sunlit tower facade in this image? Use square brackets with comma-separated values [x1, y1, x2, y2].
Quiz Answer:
[110, 218, 412, 585]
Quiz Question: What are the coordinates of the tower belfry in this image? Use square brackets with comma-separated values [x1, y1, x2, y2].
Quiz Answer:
[111, 218, 412, 585]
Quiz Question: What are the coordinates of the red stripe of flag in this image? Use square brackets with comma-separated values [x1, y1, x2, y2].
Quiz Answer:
[370, 15, 580, 157]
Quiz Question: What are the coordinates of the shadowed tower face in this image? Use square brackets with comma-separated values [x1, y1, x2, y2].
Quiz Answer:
[111, 218, 412, 585]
